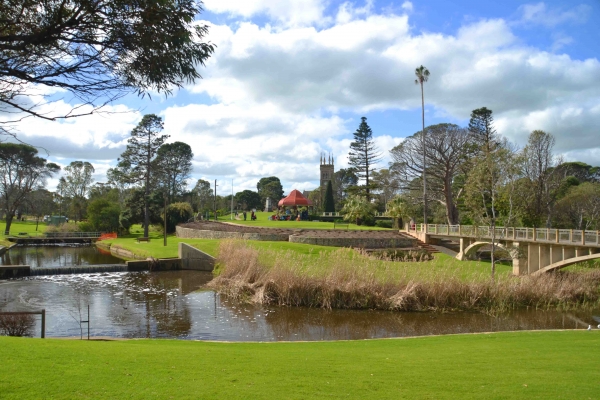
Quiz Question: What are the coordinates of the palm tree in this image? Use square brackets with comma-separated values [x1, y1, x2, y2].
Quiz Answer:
[415, 65, 430, 229]
[341, 195, 374, 226]
[386, 196, 408, 230]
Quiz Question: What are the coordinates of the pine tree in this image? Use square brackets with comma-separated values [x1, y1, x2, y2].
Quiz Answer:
[323, 180, 335, 213]
[348, 117, 382, 200]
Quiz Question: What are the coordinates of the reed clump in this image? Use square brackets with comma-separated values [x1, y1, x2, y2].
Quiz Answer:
[208, 239, 600, 313]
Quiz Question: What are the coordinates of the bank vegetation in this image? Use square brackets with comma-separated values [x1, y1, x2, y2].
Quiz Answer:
[209, 240, 600, 313]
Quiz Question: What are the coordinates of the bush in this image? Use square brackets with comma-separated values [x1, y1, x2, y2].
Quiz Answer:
[375, 220, 393, 229]
[370, 249, 433, 262]
[166, 202, 194, 232]
[0, 313, 35, 337]
[78, 221, 94, 232]
[45, 223, 81, 233]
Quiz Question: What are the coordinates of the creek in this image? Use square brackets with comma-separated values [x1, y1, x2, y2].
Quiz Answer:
[0, 246, 599, 341]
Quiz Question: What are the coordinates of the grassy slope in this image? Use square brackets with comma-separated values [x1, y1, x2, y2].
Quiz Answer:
[1, 331, 598, 399]
[218, 211, 390, 230]
[0, 220, 48, 246]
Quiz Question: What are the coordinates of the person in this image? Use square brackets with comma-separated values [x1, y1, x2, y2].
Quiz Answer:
[243, 211, 247, 221]
[251, 211, 256, 221]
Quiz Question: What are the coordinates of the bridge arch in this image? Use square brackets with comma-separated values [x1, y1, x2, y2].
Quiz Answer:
[457, 241, 515, 261]
[532, 253, 600, 275]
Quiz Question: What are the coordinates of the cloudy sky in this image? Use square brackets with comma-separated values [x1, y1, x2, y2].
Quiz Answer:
[9, 0, 600, 196]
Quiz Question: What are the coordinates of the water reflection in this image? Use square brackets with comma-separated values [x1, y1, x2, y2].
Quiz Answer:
[0, 271, 598, 341]
[0, 245, 124, 268]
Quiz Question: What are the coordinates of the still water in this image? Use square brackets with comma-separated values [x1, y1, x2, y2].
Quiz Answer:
[0, 245, 124, 268]
[1, 270, 599, 341]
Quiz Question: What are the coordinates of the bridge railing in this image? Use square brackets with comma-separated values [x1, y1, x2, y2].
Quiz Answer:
[414, 224, 600, 246]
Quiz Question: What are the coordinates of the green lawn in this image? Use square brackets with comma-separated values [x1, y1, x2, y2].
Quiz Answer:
[0, 220, 48, 246]
[217, 211, 391, 230]
[1, 331, 598, 399]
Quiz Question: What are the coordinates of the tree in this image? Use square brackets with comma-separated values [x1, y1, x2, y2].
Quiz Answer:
[554, 182, 600, 230]
[0, 143, 60, 234]
[341, 195, 375, 225]
[153, 142, 193, 203]
[87, 198, 120, 232]
[165, 202, 193, 233]
[257, 177, 284, 205]
[518, 130, 559, 227]
[390, 124, 474, 225]
[0, 0, 215, 137]
[370, 168, 400, 211]
[332, 168, 358, 209]
[25, 189, 54, 230]
[386, 196, 408, 229]
[118, 114, 169, 237]
[415, 65, 430, 225]
[348, 117, 382, 200]
[193, 179, 213, 213]
[62, 161, 95, 221]
[323, 181, 335, 213]
[468, 107, 499, 154]
[235, 190, 262, 211]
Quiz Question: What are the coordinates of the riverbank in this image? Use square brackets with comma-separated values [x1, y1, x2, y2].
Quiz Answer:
[1, 330, 598, 399]
[210, 240, 600, 313]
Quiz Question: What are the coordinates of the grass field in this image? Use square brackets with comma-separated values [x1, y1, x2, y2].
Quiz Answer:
[1, 331, 598, 399]
[217, 211, 391, 230]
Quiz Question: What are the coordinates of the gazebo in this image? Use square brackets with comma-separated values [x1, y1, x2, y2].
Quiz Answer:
[278, 189, 313, 207]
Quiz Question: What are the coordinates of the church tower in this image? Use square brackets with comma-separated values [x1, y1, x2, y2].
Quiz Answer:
[320, 152, 334, 203]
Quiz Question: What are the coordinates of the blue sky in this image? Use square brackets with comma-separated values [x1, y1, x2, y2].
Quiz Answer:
[8, 1, 600, 196]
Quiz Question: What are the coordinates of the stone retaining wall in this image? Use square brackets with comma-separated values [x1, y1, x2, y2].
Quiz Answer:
[176, 226, 288, 242]
[289, 235, 415, 249]
[179, 243, 215, 271]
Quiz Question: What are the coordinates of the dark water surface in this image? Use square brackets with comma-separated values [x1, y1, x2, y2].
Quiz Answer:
[1, 270, 599, 341]
[0, 244, 124, 268]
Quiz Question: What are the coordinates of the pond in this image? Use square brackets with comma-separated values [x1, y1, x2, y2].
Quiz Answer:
[0, 244, 124, 268]
[1, 270, 599, 341]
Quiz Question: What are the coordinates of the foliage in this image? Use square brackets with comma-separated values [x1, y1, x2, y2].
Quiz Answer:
[85, 199, 120, 232]
[117, 114, 169, 237]
[386, 196, 408, 229]
[390, 123, 474, 224]
[348, 117, 381, 200]
[341, 195, 375, 225]
[0, 0, 215, 136]
[553, 182, 600, 230]
[257, 177, 284, 204]
[235, 190, 262, 211]
[0, 143, 60, 234]
[323, 180, 335, 213]
[165, 202, 193, 233]
[45, 223, 80, 233]
[0, 313, 35, 337]
[332, 168, 358, 210]
[374, 220, 393, 228]
[153, 142, 193, 203]
[192, 179, 213, 212]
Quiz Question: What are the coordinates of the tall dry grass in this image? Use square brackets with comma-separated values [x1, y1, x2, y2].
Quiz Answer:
[209, 240, 600, 313]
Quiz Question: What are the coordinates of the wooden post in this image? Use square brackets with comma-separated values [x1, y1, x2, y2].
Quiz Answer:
[41, 309, 45, 339]
[569, 229, 573, 243]
[533, 227, 537, 241]
[458, 225, 462, 236]
[582, 229, 585, 246]
[555, 229, 559, 244]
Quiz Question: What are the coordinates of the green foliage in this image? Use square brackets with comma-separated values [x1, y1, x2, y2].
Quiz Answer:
[341, 195, 375, 225]
[165, 202, 193, 232]
[386, 196, 408, 228]
[87, 199, 120, 232]
[77, 221, 94, 232]
[257, 177, 284, 204]
[235, 190, 262, 211]
[375, 220, 393, 228]
[323, 180, 335, 213]
[153, 142, 193, 203]
[348, 117, 381, 200]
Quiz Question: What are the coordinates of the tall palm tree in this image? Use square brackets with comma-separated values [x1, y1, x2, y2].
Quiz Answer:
[415, 65, 430, 229]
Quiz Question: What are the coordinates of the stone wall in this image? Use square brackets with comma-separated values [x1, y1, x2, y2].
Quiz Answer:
[126, 258, 182, 271]
[289, 235, 415, 249]
[178, 243, 215, 271]
[176, 226, 288, 242]
[0, 265, 30, 279]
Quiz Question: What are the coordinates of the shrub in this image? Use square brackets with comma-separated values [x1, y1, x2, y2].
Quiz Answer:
[78, 221, 94, 232]
[45, 223, 81, 233]
[0, 313, 35, 337]
[375, 220, 393, 229]
[166, 202, 194, 232]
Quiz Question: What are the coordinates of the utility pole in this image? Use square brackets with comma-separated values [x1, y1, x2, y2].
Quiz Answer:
[163, 195, 167, 246]
[213, 179, 218, 221]
[231, 179, 234, 220]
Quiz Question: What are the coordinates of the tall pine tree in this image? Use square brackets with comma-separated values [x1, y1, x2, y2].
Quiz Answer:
[323, 180, 335, 213]
[348, 117, 382, 200]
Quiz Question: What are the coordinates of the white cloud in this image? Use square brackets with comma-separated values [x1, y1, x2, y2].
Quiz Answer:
[517, 2, 591, 27]
[202, 0, 329, 27]
[401, 1, 413, 13]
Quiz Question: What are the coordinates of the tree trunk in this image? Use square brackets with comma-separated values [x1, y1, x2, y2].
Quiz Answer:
[4, 213, 14, 235]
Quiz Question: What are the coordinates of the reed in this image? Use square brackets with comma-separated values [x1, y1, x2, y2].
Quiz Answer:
[209, 239, 600, 313]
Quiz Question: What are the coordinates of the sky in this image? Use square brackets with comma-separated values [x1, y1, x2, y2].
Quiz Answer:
[7, 0, 600, 197]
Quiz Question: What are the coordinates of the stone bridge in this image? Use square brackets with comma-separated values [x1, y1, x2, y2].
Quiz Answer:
[406, 224, 600, 275]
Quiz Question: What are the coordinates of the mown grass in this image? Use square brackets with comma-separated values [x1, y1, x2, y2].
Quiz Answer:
[218, 211, 390, 230]
[0, 220, 48, 246]
[210, 240, 600, 313]
[1, 331, 599, 399]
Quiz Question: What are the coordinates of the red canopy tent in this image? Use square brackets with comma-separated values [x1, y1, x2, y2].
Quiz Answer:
[278, 189, 313, 207]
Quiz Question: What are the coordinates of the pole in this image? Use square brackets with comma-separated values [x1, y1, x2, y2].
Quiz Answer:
[87, 304, 90, 340]
[41, 309, 45, 339]
[214, 179, 218, 221]
[231, 179, 233, 220]
[163, 195, 167, 246]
